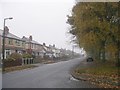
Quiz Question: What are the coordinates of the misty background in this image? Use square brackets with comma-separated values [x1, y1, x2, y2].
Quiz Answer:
[0, 0, 83, 53]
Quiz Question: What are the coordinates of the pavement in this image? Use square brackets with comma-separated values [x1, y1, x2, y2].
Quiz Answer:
[2, 57, 97, 88]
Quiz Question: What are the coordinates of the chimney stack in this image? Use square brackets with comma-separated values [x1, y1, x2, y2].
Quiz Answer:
[53, 44, 55, 47]
[29, 35, 32, 41]
[22, 36, 25, 39]
[43, 43, 46, 46]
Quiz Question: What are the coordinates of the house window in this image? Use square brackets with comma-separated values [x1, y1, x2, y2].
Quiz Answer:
[15, 50, 18, 53]
[22, 42, 25, 47]
[8, 38, 13, 45]
[38, 52, 39, 56]
[35, 45, 37, 49]
[6, 49, 11, 58]
[15, 40, 20, 46]
[32, 44, 34, 48]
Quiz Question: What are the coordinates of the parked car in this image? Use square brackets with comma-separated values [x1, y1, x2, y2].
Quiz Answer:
[86, 56, 93, 62]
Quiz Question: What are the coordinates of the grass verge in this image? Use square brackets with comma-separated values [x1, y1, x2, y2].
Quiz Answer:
[43, 60, 55, 64]
[4, 65, 38, 73]
[72, 61, 120, 88]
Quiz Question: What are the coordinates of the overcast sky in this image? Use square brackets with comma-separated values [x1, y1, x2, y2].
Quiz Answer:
[0, 0, 83, 53]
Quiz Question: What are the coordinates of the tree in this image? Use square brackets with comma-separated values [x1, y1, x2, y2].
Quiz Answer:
[67, 2, 119, 66]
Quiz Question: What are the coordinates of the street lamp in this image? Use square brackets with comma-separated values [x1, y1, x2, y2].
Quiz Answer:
[2, 17, 13, 71]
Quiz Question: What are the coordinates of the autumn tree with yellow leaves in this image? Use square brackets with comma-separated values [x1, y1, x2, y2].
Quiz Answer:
[67, 2, 120, 66]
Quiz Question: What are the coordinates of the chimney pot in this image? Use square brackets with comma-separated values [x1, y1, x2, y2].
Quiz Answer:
[29, 35, 32, 41]
[53, 44, 55, 47]
[43, 43, 46, 46]
[22, 36, 25, 38]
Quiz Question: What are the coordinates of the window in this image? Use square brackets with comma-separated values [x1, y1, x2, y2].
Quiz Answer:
[6, 49, 11, 58]
[22, 42, 25, 47]
[32, 44, 34, 48]
[15, 40, 20, 46]
[8, 38, 13, 45]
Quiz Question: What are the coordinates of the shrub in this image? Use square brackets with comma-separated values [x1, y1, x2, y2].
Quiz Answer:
[22, 53, 32, 58]
[5, 57, 15, 62]
[4, 53, 22, 67]
[6, 53, 22, 61]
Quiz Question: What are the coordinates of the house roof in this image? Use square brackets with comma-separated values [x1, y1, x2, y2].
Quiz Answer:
[21, 37, 30, 42]
[0, 29, 22, 40]
[22, 36, 41, 45]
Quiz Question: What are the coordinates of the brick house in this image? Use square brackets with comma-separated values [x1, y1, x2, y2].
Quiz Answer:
[22, 36, 45, 58]
[0, 27, 70, 62]
[0, 27, 25, 59]
[0, 27, 47, 60]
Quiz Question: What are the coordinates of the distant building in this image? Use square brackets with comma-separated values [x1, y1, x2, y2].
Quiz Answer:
[49, 44, 61, 58]
[22, 36, 45, 58]
[59, 48, 79, 58]
[43, 43, 53, 58]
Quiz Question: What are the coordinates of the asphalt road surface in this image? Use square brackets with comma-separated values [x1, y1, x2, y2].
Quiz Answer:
[3, 58, 97, 88]
[0, 71, 2, 89]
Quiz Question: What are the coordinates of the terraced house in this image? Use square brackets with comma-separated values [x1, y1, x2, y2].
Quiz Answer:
[0, 26, 25, 59]
[49, 44, 61, 58]
[22, 36, 45, 58]
[0, 27, 46, 60]
[0, 27, 72, 61]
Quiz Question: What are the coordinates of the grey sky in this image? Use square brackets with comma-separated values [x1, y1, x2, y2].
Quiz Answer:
[0, 0, 83, 53]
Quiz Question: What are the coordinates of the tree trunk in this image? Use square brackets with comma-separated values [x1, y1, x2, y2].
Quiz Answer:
[98, 49, 101, 60]
[101, 41, 106, 62]
[116, 40, 120, 67]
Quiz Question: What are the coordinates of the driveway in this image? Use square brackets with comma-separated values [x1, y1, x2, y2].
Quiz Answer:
[3, 57, 97, 88]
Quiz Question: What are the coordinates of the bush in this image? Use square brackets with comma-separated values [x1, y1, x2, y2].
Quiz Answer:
[5, 57, 15, 62]
[4, 53, 22, 67]
[22, 53, 32, 58]
[6, 53, 22, 61]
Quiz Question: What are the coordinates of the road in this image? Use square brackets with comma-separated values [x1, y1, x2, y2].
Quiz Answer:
[3, 58, 97, 88]
[0, 60, 2, 89]
[0, 71, 2, 89]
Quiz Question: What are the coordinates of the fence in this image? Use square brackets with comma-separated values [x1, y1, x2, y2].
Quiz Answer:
[22, 58, 34, 65]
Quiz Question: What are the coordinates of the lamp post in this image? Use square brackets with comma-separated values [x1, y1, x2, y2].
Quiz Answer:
[2, 17, 13, 71]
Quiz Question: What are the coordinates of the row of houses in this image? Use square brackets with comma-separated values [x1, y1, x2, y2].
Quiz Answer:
[0, 26, 74, 60]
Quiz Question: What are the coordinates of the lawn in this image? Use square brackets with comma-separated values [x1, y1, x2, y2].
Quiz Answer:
[73, 61, 120, 88]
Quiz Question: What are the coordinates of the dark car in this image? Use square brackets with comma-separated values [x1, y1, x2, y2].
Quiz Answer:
[87, 56, 93, 62]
